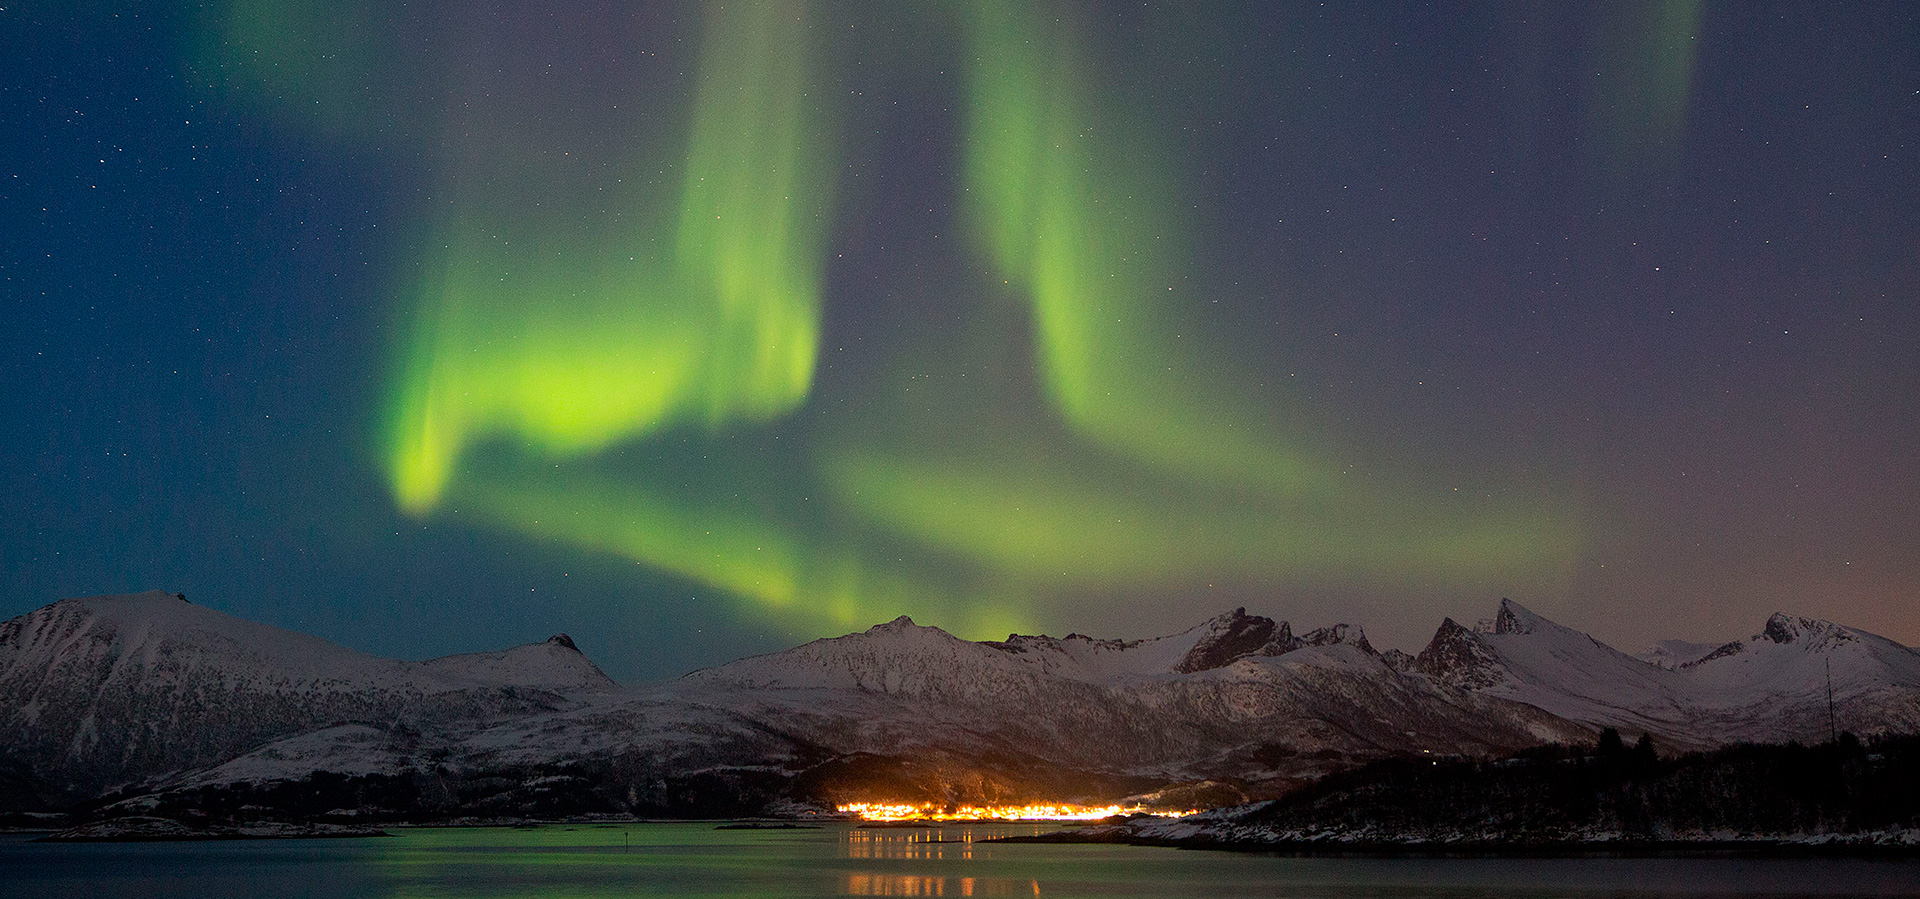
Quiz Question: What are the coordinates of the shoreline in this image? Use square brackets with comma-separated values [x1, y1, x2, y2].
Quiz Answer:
[990, 829, 1920, 859]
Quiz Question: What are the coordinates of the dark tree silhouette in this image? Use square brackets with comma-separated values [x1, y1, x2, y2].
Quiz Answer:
[1631, 732, 1658, 770]
[1595, 727, 1626, 759]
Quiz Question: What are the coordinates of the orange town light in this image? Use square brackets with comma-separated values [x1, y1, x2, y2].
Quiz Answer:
[835, 801, 1196, 822]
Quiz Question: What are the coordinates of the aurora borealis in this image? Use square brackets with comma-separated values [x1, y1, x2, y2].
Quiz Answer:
[375, 0, 1575, 636]
[387, 1, 834, 516]
[5, 2, 1917, 679]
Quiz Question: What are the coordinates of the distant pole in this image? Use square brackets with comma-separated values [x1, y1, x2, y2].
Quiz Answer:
[1826, 656, 1837, 744]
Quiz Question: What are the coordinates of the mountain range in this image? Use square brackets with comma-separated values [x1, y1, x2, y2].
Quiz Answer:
[3, 590, 1916, 821]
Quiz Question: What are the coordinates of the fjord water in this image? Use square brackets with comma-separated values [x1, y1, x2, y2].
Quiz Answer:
[4, 823, 1918, 899]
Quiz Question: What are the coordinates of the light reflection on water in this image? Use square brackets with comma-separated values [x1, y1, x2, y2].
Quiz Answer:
[841, 824, 1044, 895]
[842, 823, 1047, 861]
[4, 823, 1920, 898]
[842, 872, 1040, 897]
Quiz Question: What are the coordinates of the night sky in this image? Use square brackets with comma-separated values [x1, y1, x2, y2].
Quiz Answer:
[5, 1, 1916, 683]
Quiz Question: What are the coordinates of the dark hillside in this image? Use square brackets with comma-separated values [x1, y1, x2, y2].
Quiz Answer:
[1194, 732, 1920, 845]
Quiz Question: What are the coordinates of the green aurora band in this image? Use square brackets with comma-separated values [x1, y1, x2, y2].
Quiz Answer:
[203, 0, 1620, 636]
[1589, 0, 1704, 170]
[386, 0, 832, 513]
[957, 0, 1330, 497]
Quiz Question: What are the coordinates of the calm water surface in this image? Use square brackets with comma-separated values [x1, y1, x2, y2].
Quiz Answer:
[3, 823, 1918, 898]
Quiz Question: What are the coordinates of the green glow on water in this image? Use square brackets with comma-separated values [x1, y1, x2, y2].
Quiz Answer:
[2, 822, 1913, 898]
[346, 823, 1920, 899]
[372, 824, 1063, 899]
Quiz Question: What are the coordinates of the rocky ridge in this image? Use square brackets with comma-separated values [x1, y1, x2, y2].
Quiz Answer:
[2, 591, 1917, 824]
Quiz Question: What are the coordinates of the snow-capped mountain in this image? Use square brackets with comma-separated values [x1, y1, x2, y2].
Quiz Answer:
[1414, 598, 1920, 747]
[1635, 639, 1725, 670]
[3, 591, 1916, 820]
[670, 609, 1580, 780]
[0, 590, 611, 794]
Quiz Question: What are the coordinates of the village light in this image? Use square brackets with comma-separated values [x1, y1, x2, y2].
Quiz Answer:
[836, 802, 1196, 822]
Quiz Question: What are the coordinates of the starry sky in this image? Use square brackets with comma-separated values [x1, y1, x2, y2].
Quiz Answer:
[4, 1, 1916, 683]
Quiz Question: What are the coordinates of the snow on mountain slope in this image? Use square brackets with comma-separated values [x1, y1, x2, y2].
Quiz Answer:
[680, 612, 1216, 694]
[175, 725, 417, 788]
[683, 615, 1057, 697]
[1685, 614, 1920, 701]
[675, 611, 1588, 782]
[686, 608, 1378, 694]
[1415, 599, 1920, 746]
[10, 591, 1918, 819]
[419, 634, 615, 692]
[992, 624, 1210, 682]
[1678, 614, 1920, 736]
[1473, 599, 1686, 735]
[1636, 639, 1727, 669]
[0, 591, 612, 695]
[0, 590, 611, 791]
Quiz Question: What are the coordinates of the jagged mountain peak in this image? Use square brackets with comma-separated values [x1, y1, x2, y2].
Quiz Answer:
[1410, 598, 1920, 746]
[873, 615, 919, 631]
[1380, 647, 1417, 672]
[1699, 612, 1915, 680]
[1761, 612, 1852, 646]
[1299, 623, 1372, 654]
[690, 606, 1391, 694]
[0, 590, 615, 692]
[1169, 608, 1375, 673]
[1494, 597, 1542, 635]
[1474, 598, 1605, 648]
[681, 613, 998, 694]
[1201, 606, 1256, 628]
[1421, 616, 1480, 649]
[1764, 612, 1804, 644]
[8, 593, 1920, 820]
[420, 637, 615, 691]
[1414, 617, 1504, 688]
[0, 591, 618, 793]
[0, 589, 388, 683]
[1175, 608, 1283, 673]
